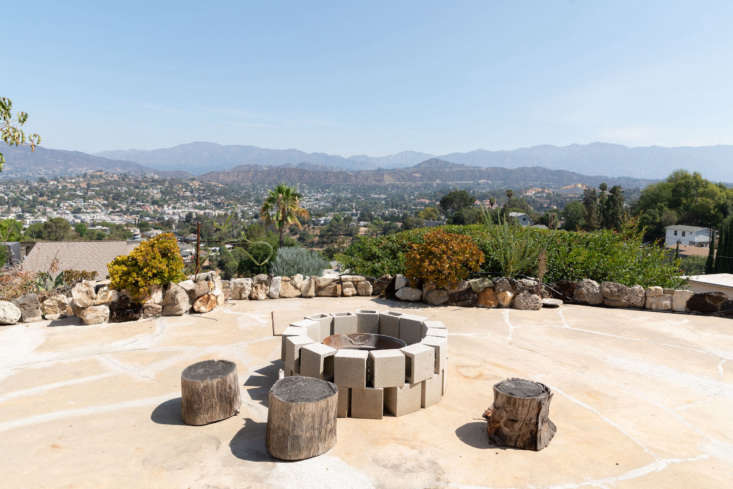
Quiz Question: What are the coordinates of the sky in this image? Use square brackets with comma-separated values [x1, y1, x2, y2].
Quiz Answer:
[4, 1, 733, 156]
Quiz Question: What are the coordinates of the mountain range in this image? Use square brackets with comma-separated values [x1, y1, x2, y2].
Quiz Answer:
[1, 141, 730, 184]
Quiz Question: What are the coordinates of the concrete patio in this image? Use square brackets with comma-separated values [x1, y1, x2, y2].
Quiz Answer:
[1, 297, 732, 489]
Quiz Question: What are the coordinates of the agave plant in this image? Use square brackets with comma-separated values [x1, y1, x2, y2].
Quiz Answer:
[482, 209, 549, 278]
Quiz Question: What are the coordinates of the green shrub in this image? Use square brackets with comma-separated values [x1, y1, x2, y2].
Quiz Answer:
[270, 247, 329, 277]
[340, 224, 683, 287]
[108, 233, 185, 302]
[482, 215, 549, 278]
[678, 255, 706, 276]
[405, 230, 484, 287]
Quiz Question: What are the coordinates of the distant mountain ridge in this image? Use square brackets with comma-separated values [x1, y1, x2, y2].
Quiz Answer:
[96, 141, 733, 180]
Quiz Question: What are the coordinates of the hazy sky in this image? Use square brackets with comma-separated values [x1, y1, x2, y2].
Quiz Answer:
[4, 1, 733, 155]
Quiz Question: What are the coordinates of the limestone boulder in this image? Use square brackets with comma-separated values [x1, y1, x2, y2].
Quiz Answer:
[477, 287, 498, 308]
[542, 298, 563, 308]
[109, 293, 142, 322]
[213, 288, 225, 306]
[646, 293, 672, 312]
[646, 286, 663, 298]
[142, 302, 163, 318]
[279, 277, 301, 298]
[193, 293, 218, 313]
[512, 291, 542, 310]
[573, 279, 602, 305]
[292, 274, 306, 291]
[0, 300, 22, 325]
[220, 280, 232, 300]
[493, 278, 514, 294]
[317, 282, 341, 297]
[79, 305, 110, 325]
[601, 281, 631, 307]
[71, 281, 97, 309]
[515, 278, 539, 293]
[395, 286, 422, 302]
[424, 288, 449, 306]
[315, 276, 337, 290]
[372, 275, 393, 296]
[41, 294, 71, 320]
[356, 280, 373, 296]
[230, 278, 253, 300]
[147, 285, 164, 305]
[300, 277, 316, 298]
[447, 281, 477, 307]
[13, 293, 42, 322]
[468, 277, 493, 293]
[672, 289, 694, 312]
[552, 280, 577, 301]
[94, 287, 119, 306]
[191, 280, 211, 301]
[497, 290, 514, 308]
[627, 285, 646, 308]
[718, 300, 733, 318]
[268, 276, 282, 299]
[250, 276, 269, 300]
[394, 274, 408, 290]
[340, 275, 367, 283]
[341, 281, 357, 297]
[163, 283, 190, 316]
[687, 292, 728, 314]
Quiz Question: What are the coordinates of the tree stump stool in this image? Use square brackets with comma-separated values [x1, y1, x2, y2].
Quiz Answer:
[483, 378, 556, 451]
[181, 360, 240, 425]
[266, 376, 338, 461]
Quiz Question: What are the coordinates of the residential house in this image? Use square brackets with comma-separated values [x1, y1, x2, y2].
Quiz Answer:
[664, 225, 711, 247]
[22, 241, 139, 279]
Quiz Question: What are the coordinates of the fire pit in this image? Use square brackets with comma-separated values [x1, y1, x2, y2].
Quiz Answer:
[280, 310, 448, 419]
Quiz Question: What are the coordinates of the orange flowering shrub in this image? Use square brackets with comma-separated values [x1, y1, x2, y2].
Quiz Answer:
[405, 229, 484, 288]
[108, 233, 185, 302]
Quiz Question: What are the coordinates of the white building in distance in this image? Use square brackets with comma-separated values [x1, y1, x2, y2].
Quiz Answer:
[664, 225, 711, 247]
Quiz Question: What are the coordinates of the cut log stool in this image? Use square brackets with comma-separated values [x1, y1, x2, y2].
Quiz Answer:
[181, 360, 240, 425]
[266, 376, 338, 460]
[483, 378, 556, 450]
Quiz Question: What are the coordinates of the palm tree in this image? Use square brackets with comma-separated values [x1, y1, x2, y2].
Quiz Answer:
[261, 184, 309, 247]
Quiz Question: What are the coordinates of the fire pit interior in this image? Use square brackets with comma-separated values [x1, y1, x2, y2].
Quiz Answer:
[323, 333, 406, 350]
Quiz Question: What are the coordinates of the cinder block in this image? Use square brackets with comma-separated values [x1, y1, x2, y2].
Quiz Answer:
[284, 335, 314, 374]
[384, 382, 422, 416]
[441, 368, 447, 395]
[280, 325, 308, 361]
[338, 386, 350, 418]
[290, 319, 321, 342]
[422, 319, 446, 330]
[332, 312, 358, 335]
[424, 327, 448, 338]
[399, 314, 427, 345]
[401, 343, 435, 384]
[305, 313, 333, 340]
[334, 349, 368, 388]
[379, 311, 403, 338]
[368, 349, 405, 388]
[356, 309, 380, 334]
[421, 373, 441, 408]
[421, 336, 447, 374]
[300, 343, 337, 380]
[351, 387, 384, 419]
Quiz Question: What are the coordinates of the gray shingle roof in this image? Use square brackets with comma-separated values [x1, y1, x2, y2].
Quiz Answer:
[22, 241, 139, 279]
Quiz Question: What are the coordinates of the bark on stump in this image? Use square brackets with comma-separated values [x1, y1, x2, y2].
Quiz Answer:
[181, 360, 240, 425]
[483, 378, 556, 451]
[266, 376, 339, 461]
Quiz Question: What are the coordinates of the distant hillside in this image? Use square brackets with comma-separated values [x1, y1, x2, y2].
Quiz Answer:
[95, 141, 733, 181]
[198, 158, 654, 189]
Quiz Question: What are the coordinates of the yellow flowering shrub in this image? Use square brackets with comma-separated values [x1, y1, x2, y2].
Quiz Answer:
[405, 229, 484, 288]
[108, 233, 185, 302]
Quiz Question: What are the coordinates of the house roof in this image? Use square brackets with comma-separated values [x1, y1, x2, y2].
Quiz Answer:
[665, 225, 709, 232]
[22, 241, 139, 278]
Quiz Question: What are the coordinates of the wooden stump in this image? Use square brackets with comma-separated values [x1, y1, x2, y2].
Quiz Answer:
[266, 376, 338, 460]
[483, 378, 556, 451]
[181, 360, 240, 425]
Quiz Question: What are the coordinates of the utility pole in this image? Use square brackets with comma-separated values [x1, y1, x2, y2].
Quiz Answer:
[195, 221, 201, 280]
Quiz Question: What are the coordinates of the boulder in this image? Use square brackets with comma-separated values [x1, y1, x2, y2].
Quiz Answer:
[279, 277, 301, 298]
[109, 293, 142, 322]
[687, 292, 728, 314]
[497, 290, 514, 308]
[646, 286, 663, 297]
[718, 300, 733, 318]
[193, 293, 218, 313]
[447, 281, 478, 307]
[250, 277, 269, 300]
[163, 283, 190, 316]
[672, 289, 694, 312]
[493, 277, 514, 294]
[627, 285, 646, 308]
[268, 276, 282, 299]
[230, 278, 253, 300]
[300, 277, 316, 298]
[142, 303, 163, 318]
[0, 300, 22, 325]
[552, 280, 576, 301]
[395, 286, 422, 302]
[646, 294, 672, 312]
[78, 305, 110, 325]
[468, 277, 493, 293]
[512, 291, 542, 310]
[394, 274, 408, 290]
[573, 279, 602, 305]
[41, 294, 71, 320]
[356, 280, 373, 296]
[94, 287, 119, 306]
[147, 285, 164, 305]
[477, 287, 499, 308]
[372, 275, 393, 296]
[13, 293, 42, 322]
[340, 275, 367, 283]
[424, 288, 449, 306]
[71, 281, 97, 309]
[601, 281, 630, 307]
[220, 280, 232, 300]
[542, 298, 563, 308]
[316, 282, 342, 297]
[292, 274, 307, 291]
[315, 276, 337, 290]
[191, 280, 211, 300]
[213, 288, 225, 306]
[341, 281, 357, 297]
[515, 278, 539, 293]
